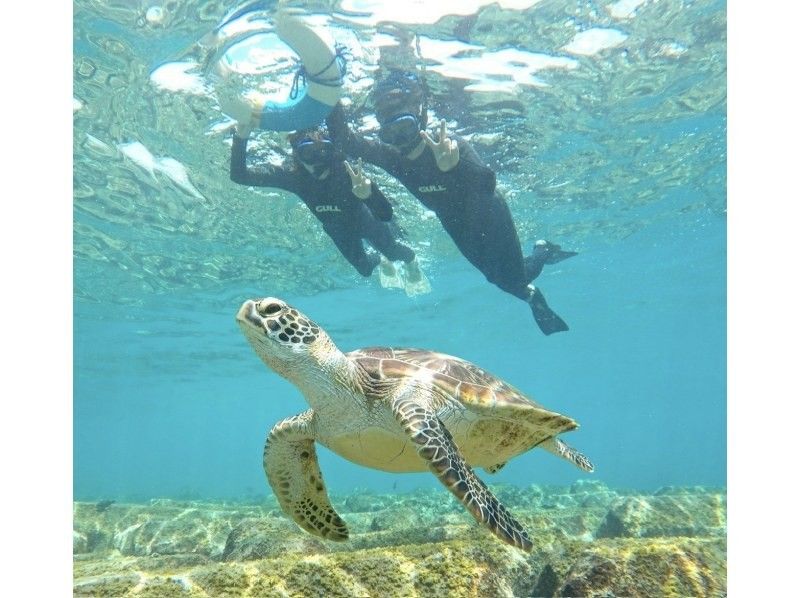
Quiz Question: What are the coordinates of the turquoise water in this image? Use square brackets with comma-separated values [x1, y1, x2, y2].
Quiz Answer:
[73, 0, 726, 503]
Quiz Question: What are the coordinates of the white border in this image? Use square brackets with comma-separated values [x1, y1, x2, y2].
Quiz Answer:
[728, 2, 797, 594]
[3, 4, 72, 596]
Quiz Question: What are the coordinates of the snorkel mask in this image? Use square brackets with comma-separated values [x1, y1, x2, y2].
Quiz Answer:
[378, 113, 421, 148]
[373, 70, 428, 150]
[295, 138, 334, 166]
[292, 133, 335, 178]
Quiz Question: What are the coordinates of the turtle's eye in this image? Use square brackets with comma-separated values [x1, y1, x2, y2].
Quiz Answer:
[257, 301, 282, 316]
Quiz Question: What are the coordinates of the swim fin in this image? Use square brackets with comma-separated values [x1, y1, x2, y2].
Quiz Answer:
[527, 286, 569, 335]
[378, 257, 404, 290]
[402, 259, 432, 297]
[535, 240, 578, 264]
[525, 240, 578, 283]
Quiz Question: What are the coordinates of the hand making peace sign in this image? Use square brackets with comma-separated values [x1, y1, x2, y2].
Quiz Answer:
[345, 158, 372, 200]
[421, 119, 460, 172]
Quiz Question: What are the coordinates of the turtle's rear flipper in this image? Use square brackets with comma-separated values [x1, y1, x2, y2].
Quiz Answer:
[541, 437, 594, 473]
[264, 410, 349, 541]
[392, 395, 533, 552]
[527, 286, 569, 335]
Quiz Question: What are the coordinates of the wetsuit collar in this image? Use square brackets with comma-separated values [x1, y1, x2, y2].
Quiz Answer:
[301, 162, 331, 179]
[403, 138, 427, 160]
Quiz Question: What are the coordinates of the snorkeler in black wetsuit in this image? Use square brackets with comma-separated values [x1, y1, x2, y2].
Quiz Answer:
[326, 71, 577, 335]
[230, 123, 429, 294]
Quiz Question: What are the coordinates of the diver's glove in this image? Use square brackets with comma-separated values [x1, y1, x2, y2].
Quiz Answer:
[345, 158, 372, 200]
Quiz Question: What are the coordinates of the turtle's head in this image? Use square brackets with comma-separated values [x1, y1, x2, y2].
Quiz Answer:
[236, 297, 336, 379]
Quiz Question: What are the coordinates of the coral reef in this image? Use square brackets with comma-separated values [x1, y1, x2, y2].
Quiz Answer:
[74, 483, 726, 597]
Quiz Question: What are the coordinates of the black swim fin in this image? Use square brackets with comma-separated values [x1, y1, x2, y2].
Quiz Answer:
[544, 247, 578, 264]
[527, 286, 569, 335]
[536, 240, 578, 265]
[525, 241, 578, 283]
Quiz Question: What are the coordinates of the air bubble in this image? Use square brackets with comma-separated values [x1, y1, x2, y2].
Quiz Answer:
[145, 6, 165, 25]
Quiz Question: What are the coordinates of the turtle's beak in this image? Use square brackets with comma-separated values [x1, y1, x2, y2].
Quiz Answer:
[236, 300, 261, 328]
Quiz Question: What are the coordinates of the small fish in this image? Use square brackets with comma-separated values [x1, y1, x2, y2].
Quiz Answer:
[84, 134, 115, 157]
[156, 157, 205, 200]
[118, 141, 158, 179]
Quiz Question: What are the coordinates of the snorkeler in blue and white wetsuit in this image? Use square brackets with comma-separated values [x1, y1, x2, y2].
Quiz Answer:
[326, 71, 577, 335]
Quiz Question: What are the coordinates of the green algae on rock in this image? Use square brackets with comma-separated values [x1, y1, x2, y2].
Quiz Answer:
[74, 484, 726, 597]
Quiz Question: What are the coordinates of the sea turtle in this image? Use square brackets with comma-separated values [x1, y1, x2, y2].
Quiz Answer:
[236, 296, 594, 551]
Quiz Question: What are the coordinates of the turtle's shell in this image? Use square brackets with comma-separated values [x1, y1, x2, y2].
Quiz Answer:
[348, 347, 576, 433]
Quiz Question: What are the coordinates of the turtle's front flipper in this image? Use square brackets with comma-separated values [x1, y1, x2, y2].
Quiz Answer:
[392, 395, 533, 552]
[541, 437, 595, 473]
[264, 410, 349, 541]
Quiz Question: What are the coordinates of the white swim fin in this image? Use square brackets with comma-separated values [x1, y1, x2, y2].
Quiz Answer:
[378, 257, 404, 290]
[402, 259, 431, 297]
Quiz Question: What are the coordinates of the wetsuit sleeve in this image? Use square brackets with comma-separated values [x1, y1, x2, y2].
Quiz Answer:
[325, 102, 351, 148]
[363, 182, 393, 222]
[230, 136, 298, 191]
[326, 102, 400, 174]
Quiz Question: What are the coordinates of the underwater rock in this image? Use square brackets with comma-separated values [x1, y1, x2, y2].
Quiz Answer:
[73, 573, 141, 597]
[569, 479, 610, 494]
[113, 521, 146, 554]
[190, 563, 251, 596]
[222, 517, 328, 561]
[110, 514, 229, 558]
[340, 490, 387, 513]
[568, 479, 619, 508]
[653, 484, 723, 496]
[73, 501, 272, 558]
[336, 551, 419, 597]
[360, 504, 462, 533]
[73, 530, 88, 554]
[283, 557, 366, 597]
[494, 484, 547, 510]
[537, 482, 619, 513]
[596, 492, 726, 538]
[559, 553, 620, 597]
[596, 496, 652, 538]
[74, 486, 726, 596]
[556, 539, 726, 597]
[541, 492, 579, 510]
[530, 563, 560, 597]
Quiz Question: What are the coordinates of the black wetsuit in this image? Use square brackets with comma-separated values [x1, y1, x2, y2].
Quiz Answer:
[231, 136, 415, 276]
[327, 104, 536, 300]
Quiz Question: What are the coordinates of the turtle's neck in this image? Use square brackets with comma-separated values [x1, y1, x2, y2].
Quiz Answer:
[292, 336, 359, 412]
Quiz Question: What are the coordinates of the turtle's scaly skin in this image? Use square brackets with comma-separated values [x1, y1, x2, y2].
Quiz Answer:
[236, 297, 594, 552]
